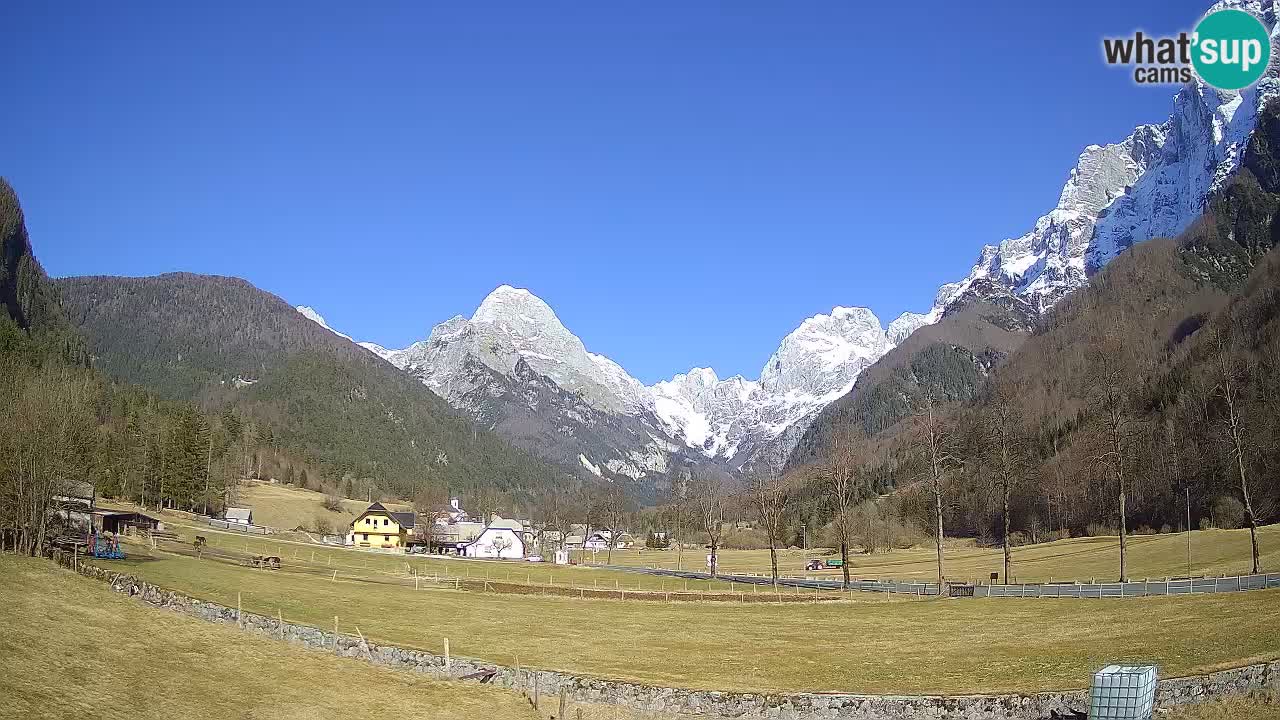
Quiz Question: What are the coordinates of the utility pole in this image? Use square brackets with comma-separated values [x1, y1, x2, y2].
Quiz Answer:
[1186, 486, 1192, 578]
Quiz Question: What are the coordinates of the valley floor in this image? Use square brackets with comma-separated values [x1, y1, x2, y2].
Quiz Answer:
[2, 552, 1276, 720]
[0, 554, 537, 720]
[604, 524, 1280, 584]
[92, 534, 1280, 696]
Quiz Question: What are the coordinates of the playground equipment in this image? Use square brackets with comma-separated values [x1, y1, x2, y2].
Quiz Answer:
[88, 532, 125, 560]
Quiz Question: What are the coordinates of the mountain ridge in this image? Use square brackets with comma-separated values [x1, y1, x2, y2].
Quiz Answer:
[294, 0, 1280, 489]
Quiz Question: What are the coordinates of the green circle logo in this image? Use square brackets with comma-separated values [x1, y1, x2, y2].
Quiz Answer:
[1192, 9, 1271, 90]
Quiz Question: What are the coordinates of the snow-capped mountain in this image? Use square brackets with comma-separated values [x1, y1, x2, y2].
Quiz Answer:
[299, 0, 1280, 489]
[927, 0, 1280, 319]
[363, 286, 652, 415]
[651, 306, 900, 468]
[343, 287, 907, 483]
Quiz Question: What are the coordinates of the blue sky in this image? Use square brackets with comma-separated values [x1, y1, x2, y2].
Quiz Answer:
[4, 0, 1211, 383]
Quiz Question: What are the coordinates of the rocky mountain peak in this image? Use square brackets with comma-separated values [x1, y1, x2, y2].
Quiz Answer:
[473, 284, 560, 328]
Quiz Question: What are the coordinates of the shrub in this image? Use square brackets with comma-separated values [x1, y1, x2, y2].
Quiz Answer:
[321, 495, 343, 512]
[1211, 496, 1246, 529]
[1040, 528, 1071, 543]
[314, 517, 334, 536]
[1085, 523, 1117, 537]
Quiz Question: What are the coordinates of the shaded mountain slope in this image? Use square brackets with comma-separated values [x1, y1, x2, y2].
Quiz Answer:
[56, 273, 572, 497]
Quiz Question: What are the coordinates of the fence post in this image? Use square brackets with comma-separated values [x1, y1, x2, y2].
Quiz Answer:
[237, 591, 242, 628]
[559, 687, 569, 719]
[444, 638, 451, 671]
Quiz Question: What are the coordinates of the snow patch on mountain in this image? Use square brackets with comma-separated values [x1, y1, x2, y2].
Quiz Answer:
[296, 306, 353, 341]
[926, 1, 1280, 320]
[651, 305, 903, 464]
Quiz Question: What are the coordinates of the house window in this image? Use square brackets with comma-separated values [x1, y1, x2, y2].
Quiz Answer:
[365, 517, 371, 525]
[383, 518, 389, 526]
[362, 533, 368, 541]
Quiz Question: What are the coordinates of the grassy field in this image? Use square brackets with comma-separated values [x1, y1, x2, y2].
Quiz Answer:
[151, 518, 747, 594]
[234, 481, 412, 532]
[605, 524, 1280, 583]
[99, 541, 1280, 696]
[0, 554, 537, 720]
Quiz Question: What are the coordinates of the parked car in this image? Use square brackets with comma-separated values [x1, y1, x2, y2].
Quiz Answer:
[526, 555, 544, 562]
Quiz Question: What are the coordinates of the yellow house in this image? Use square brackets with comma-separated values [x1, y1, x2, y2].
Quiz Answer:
[348, 502, 417, 549]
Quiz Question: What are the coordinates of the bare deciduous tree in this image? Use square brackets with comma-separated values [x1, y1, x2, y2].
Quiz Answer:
[696, 471, 726, 578]
[490, 533, 512, 557]
[1090, 332, 1140, 582]
[1213, 328, 1263, 574]
[669, 471, 691, 571]
[987, 386, 1029, 584]
[599, 489, 628, 565]
[915, 391, 954, 591]
[826, 427, 862, 589]
[0, 365, 99, 556]
[748, 467, 787, 586]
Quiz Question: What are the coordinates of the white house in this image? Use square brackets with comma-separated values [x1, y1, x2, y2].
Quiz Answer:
[225, 507, 253, 525]
[583, 530, 634, 550]
[463, 516, 525, 559]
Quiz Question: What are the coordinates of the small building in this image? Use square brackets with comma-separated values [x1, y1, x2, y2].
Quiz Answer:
[348, 502, 417, 550]
[583, 530, 635, 551]
[445, 497, 471, 523]
[52, 480, 97, 531]
[463, 516, 525, 559]
[224, 507, 253, 525]
[92, 510, 162, 535]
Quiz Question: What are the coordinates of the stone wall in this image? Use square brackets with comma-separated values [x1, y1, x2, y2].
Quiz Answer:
[48, 551, 1278, 720]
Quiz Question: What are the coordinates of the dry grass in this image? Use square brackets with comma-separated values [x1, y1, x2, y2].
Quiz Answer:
[1163, 692, 1280, 719]
[235, 481, 411, 532]
[608, 524, 1280, 583]
[153, 518, 746, 593]
[102, 544, 1280, 696]
[0, 554, 536, 720]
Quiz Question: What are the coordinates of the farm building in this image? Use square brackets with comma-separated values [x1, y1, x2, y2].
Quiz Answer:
[92, 510, 162, 535]
[51, 480, 97, 531]
[224, 507, 253, 525]
[463, 516, 525, 559]
[347, 502, 418, 549]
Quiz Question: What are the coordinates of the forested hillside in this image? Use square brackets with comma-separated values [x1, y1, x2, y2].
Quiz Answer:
[1, 178, 232, 553]
[0, 178, 574, 557]
[55, 272, 573, 503]
[0, 180, 84, 364]
[784, 102, 1280, 572]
